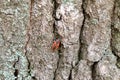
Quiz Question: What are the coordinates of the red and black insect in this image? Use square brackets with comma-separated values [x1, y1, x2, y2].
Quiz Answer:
[51, 39, 61, 51]
[51, 30, 63, 51]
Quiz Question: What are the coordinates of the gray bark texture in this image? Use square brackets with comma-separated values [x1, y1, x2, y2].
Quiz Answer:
[0, 0, 120, 80]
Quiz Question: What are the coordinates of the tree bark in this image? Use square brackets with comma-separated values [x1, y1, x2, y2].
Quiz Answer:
[0, 0, 120, 80]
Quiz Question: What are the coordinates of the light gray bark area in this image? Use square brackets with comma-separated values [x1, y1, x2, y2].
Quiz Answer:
[81, 0, 114, 62]
[53, 0, 84, 80]
[72, 60, 92, 80]
[95, 49, 120, 80]
[0, 0, 30, 80]
[0, 0, 120, 80]
[27, 0, 58, 80]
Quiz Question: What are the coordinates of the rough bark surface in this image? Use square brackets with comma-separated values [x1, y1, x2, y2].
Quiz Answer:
[0, 0, 120, 80]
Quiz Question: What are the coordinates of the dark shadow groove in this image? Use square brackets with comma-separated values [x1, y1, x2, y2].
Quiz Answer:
[110, 0, 120, 69]
[13, 56, 19, 80]
[52, 0, 60, 20]
[52, 0, 63, 80]
[68, 64, 73, 80]
[14, 69, 19, 80]
[91, 62, 98, 80]
[53, 53, 61, 80]
[32, 76, 37, 80]
[76, 0, 87, 66]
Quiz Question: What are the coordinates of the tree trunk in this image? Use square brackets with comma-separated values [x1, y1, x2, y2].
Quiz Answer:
[0, 0, 120, 80]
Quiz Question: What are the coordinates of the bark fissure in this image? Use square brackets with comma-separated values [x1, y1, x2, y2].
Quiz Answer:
[13, 56, 19, 80]
[52, 0, 60, 21]
[110, 0, 120, 68]
[68, 64, 73, 80]
[24, 0, 34, 77]
[53, 54, 61, 80]
[79, 1, 101, 80]
[91, 62, 98, 80]
[77, 0, 86, 63]
[24, 33, 31, 76]
[13, 56, 19, 68]
[52, 0, 62, 80]
[14, 69, 19, 80]
[91, 52, 107, 80]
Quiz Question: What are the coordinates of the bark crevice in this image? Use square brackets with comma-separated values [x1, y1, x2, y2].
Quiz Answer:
[91, 62, 98, 80]
[53, 53, 61, 80]
[52, 0, 62, 80]
[24, 0, 34, 77]
[13, 56, 19, 80]
[110, 0, 120, 68]
[14, 69, 19, 80]
[68, 63, 73, 80]
[77, 0, 87, 64]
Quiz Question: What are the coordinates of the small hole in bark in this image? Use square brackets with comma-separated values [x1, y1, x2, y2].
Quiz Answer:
[14, 69, 18, 77]
[58, 43, 64, 53]
[14, 69, 18, 80]
[32, 76, 37, 80]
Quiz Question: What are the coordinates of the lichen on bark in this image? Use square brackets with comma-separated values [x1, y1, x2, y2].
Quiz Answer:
[0, 0, 30, 80]
[0, 0, 120, 80]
